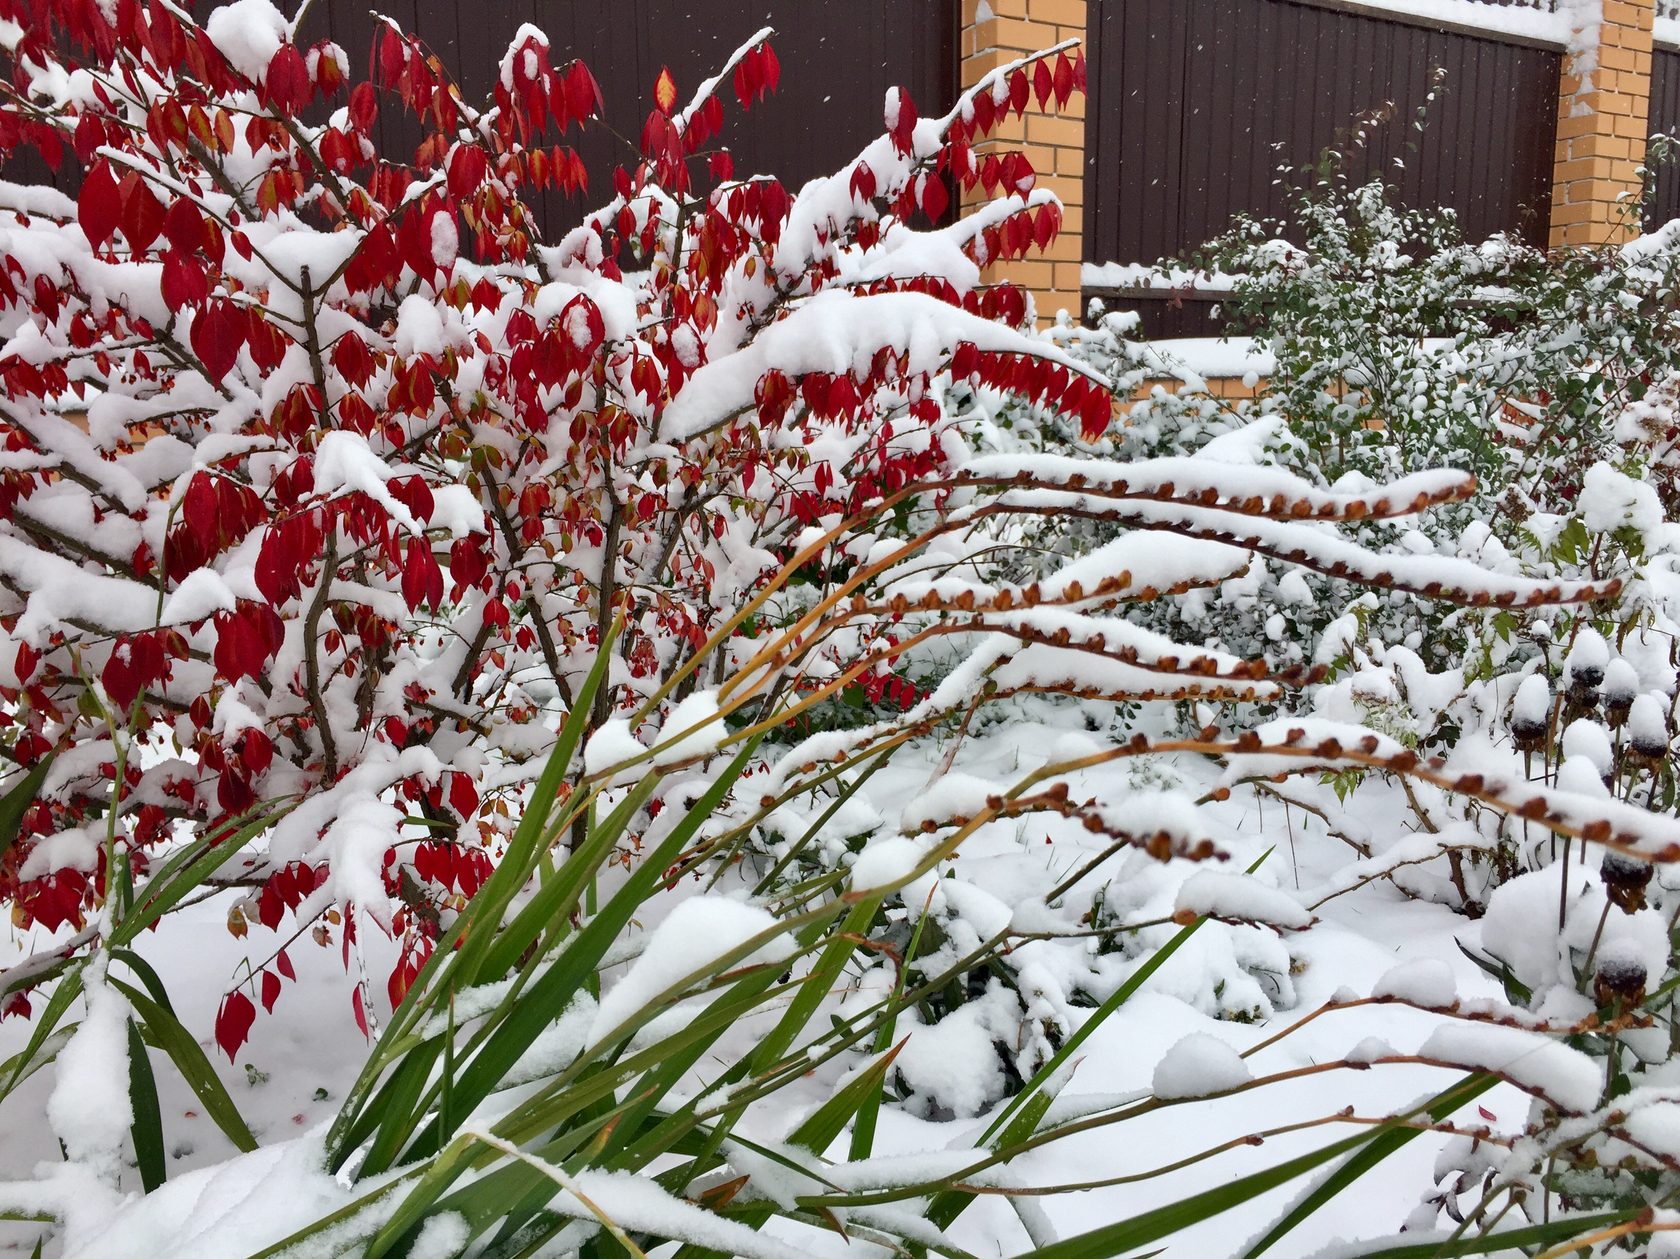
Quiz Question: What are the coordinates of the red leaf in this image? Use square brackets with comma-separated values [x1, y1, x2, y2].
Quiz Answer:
[276, 949, 296, 981]
[448, 535, 488, 590]
[708, 151, 734, 182]
[1033, 59, 1053, 110]
[77, 160, 120, 251]
[849, 162, 877, 205]
[563, 61, 602, 122]
[654, 65, 678, 114]
[161, 250, 209, 309]
[446, 144, 487, 199]
[1477, 1105, 1497, 1122]
[264, 44, 311, 113]
[448, 772, 479, 819]
[261, 969, 282, 1013]
[102, 644, 140, 710]
[215, 990, 256, 1061]
[349, 81, 378, 132]
[400, 536, 442, 611]
[351, 985, 369, 1039]
[163, 199, 205, 254]
[183, 472, 217, 548]
[919, 174, 948, 224]
[1053, 52, 1075, 106]
[119, 174, 165, 254]
[191, 300, 246, 382]
[887, 86, 917, 155]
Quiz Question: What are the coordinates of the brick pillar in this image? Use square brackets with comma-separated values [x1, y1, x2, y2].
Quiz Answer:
[960, 0, 1087, 324]
[1551, 0, 1655, 248]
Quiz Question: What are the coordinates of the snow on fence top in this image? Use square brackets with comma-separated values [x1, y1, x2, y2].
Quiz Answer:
[1658, 0, 1680, 46]
[1315, 0, 1568, 44]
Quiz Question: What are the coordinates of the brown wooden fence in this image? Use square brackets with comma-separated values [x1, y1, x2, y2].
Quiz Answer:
[1649, 45, 1680, 227]
[1083, 0, 1562, 336]
[1, 1, 956, 230]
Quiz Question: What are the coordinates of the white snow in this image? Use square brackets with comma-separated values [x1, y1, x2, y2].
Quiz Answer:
[588, 897, 793, 1046]
[1175, 870, 1314, 930]
[203, 0, 291, 84]
[1417, 1023, 1602, 1114]
[1372, 958, 1457, 1007]
[1151, 1033, 1252, 1099]
[651, 690, 725, 766]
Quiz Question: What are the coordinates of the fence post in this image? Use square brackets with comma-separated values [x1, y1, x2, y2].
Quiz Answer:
[1551, 0, 1656, 246]
[960, 0, 1088, 324]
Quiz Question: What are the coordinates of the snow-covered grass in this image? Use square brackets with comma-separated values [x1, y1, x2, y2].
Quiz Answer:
[1, 2, 1678, 1256]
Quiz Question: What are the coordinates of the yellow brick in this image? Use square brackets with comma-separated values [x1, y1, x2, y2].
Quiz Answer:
[1038, 229, 1082, 261]
[1614, 110, 1650, 137]
[1556, 112, 1601, 140]
[1055, 144, 1088, 177]
[991, 258, 1054, 289]
[1554, 155, 1615, 182]
[1053, 260, 1082, 288]
[1600, 43, 1639, 71]
[1551, 200, 1593, 226]
[1025, 113, 1085, 148]
[1573, 132, 1634, 158]
[984, 17, 1060, 52]
[1028, 0, 1088, 27]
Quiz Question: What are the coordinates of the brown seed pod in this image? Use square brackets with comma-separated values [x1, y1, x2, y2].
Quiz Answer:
[1593, 949, 1648, 1010]
[1600, 850, 1654, 914]
[1510, 718, 1547, 755]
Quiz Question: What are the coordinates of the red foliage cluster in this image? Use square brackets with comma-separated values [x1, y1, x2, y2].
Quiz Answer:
[0, 0, 1102, 1051]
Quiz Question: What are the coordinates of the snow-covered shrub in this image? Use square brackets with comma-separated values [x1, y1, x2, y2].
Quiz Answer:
[0, 0, 1096, 992]
[2, 7, 1678, 1256]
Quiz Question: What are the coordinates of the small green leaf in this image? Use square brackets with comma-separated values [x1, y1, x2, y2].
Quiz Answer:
[109, 978, 256, 1153]
[126, 1016, 166, 1193]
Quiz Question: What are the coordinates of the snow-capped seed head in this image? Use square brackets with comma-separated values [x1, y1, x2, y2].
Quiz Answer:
[1593, 940, 1648, 1009]
[1564, 627, 1608, 692]
[1628, 694, 1671, 762]
[1603, 659, 1639, 728]
[1554, 755, 1608, 797]
[1560, 719, 1614, 778]
[1600, 850, 1655, 913]
[1509, 673, 1550, 751]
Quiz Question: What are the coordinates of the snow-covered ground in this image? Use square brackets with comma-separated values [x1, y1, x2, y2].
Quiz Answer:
[0, 695, 1539, 1257]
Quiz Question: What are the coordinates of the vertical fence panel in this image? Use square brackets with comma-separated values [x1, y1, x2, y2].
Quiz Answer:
[1, 0, 956, 237]
[1084, 0, 1561, 335]
[1650, 47, 1680, 228]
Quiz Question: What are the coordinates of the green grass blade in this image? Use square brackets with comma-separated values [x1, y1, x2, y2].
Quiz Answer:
[851, 899, 933, 1162]
[109, 977, 256, 1153]
[794, 1037, 908, 1157]
[0, 758, 52, 866]
[328, 638, 619, 1169]
[1027, 1077, 1497, 1259]
[110, 949, 176, 1015]
[125, 1016, 166, 1193]
[1323, 1211, 1627, 1257]
[112, 805, 283, 947]
[2, 963, 84, 1099]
